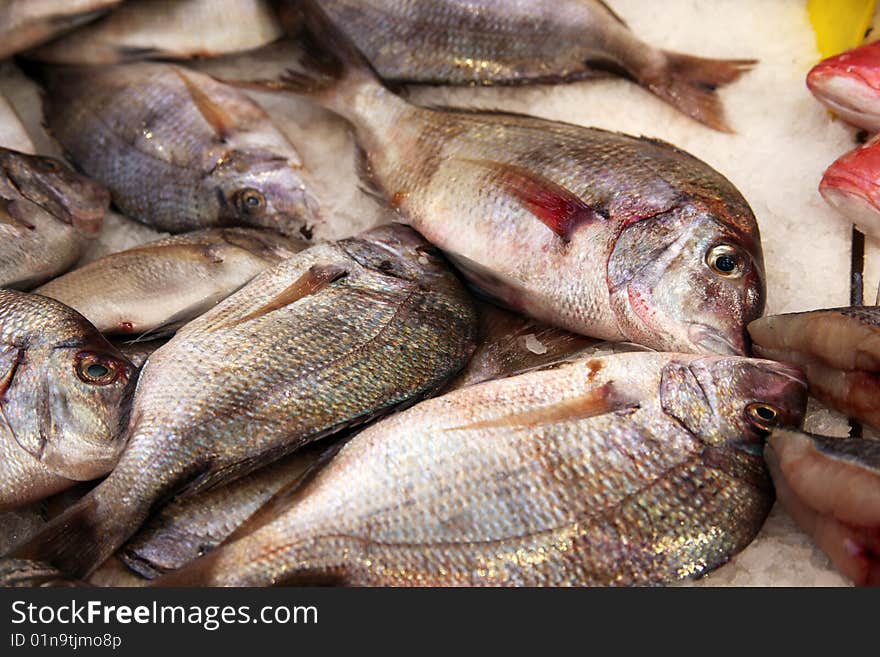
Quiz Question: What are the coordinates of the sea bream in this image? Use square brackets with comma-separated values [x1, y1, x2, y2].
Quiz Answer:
[155, 352, 807, 587]
[11, 225, 478, 577]
[0, 290, 136, 511]
[0, 147, 110, 290]
[748, 306, 880, 430]
[247, 1, 766, 354]
[819, 136, 880, 241]
[765, 429, 880, 586]
[297, 0, 755, 131]
[36, 228, 308, 337]
[30, 0, 284, 65]
[41, 61, 322, 238]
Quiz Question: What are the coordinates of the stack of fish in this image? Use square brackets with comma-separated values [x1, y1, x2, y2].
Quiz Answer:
[0, 0, 875, 587]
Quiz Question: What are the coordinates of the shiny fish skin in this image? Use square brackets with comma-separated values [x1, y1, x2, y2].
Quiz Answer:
[303, 0, 754, 131]
[157, 352, 807, 587]
[13, 224, 478, 577]
[0, 147, 110, 290]
[748, 307, 880, 430]
[263, 5, 765, 354]
[121, 446, 324, 578]
[42, 62, 322, 237]
[807, 41, 880, 133]
[765, 429, 880, 586]
[0, 290, 136, 511]
[0, 0, 122, 59]
[36, 228, 307, 336]
[819, 137, 880, 241]
[31, 0, 284, 65]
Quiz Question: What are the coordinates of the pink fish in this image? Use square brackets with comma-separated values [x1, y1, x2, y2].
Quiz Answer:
[808, 41, 880, 132]
[819, 136, 880, 238]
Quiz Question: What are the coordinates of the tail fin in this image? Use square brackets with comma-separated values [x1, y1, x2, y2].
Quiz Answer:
[641, 52, 756, 132]
[232, 0, 380, 103]
[8, 487, 140, 580]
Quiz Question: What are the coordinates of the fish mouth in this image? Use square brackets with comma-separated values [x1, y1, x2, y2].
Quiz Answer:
[688, 324, 745, 356]
[820, 184, 880, 235]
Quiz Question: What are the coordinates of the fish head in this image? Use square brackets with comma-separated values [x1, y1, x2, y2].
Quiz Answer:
[608, 205, 765, 355]
[659, 356, 807, 454]
[819, 139, 880, 236]
[807, 42, 880, 132]
[213, 149, 322, 240]
[1, 298, 136, 481]
[0, 148, 109, 236]
[341, 223, 457, 284]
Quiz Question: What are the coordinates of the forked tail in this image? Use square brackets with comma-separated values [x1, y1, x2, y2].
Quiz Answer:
[641, 51, 756, 132]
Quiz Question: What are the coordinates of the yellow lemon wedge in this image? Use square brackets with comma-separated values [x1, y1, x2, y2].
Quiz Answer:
[808, 0, 877, 58]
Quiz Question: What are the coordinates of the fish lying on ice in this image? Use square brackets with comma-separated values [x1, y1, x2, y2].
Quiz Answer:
[247, 1, 767, 354]
[11, 224, 477, 577]
[765, 429, 880, 586]
[293, 0, 755, 131]
[41, 62, 322, 238]
[156, 351, 807, 587]
[36, 228, 307, 337]
[749, 306, 880, 429]
[0, 290, 136, 511]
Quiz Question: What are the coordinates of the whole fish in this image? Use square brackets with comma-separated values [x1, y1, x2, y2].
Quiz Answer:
[295, 0, 754, 132]
[121, 445, 325, 578]
[31, 0, 284, 65]
[36, 228, 307, 336]
[42, 62, 322, 237]
[0, 559, 85, 587]
[0, 0, 121, 59]
[0, 290, 136, 511]
[765, 429, 880, 586]
[748, 307, 880, 429]
[251, 3, 766, 354]
[819, 137, 880, 240]
[446, 301, 641, 391]
[156, 352, 807, 587]
[0, 147, 110, 290]
[807, 41, 880, 133]
[12, 224, 478, 577]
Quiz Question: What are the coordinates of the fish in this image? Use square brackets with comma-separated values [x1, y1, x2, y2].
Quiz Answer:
[748, 306, 880, 430]
[114, 339, 168, 369]
[246, 1, 766, 354]
[11, 224, 478, 577]
[807, 40, 880, 133]
[0, 147, 110, 290]
[35, 228, 307, 336]
[0, 0, 122, 59]
[0, 559, 86, 587]
[446, 301, 644, 390]
[764, 429, 880, 586]
[41, 61, 322, 238]
[0, 505, 47, 555]
[0, 289, 137, 512]
[290, 0, 755, 132]
[155, 352, 807, 587]
[30, 0, 284, 65]
[819, 137, 880, 240]
[121, 445, 325, 578]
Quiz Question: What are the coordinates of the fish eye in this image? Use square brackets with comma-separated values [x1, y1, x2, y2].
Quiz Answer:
[235, 188, 266, 214]
[745, 402, 780, 432]
[75, 353, 122, 386]
[706, 244, 745, 278]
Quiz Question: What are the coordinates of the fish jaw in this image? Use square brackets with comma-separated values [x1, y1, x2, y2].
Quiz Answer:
[808, 42, 880, 132]
[820, 144, 880, 239]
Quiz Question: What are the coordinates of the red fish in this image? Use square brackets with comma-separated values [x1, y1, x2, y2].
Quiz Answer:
[808, 41, 880, 132]
[819, 136, 880, 239]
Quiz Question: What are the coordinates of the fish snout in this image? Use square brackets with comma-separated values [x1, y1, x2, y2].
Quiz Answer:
[688, 323, 748, 356]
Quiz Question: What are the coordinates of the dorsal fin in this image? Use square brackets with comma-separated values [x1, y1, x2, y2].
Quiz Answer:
[174, 68, 237, 139]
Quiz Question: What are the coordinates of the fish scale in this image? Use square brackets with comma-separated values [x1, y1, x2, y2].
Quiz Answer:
[155, 352, 806, 587]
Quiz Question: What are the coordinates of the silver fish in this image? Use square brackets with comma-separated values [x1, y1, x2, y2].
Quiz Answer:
[36, 228, 307, 336]
[42, 61, 322, 237]
[156, 352, 807, 587]
[0, 289, 136, 511]
[12, 224, 477, 577]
